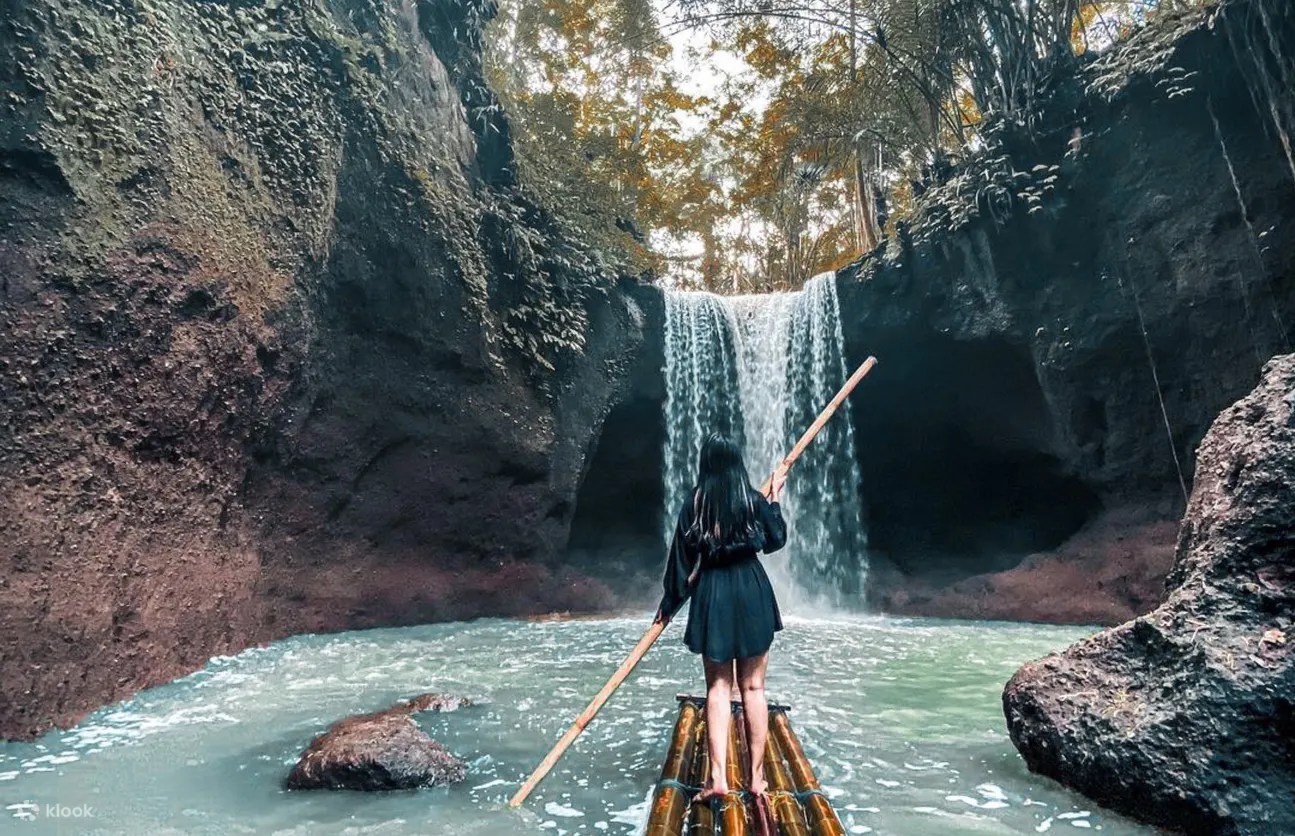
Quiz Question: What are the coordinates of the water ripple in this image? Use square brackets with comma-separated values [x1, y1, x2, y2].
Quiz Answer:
[0, 616, 1152, 835]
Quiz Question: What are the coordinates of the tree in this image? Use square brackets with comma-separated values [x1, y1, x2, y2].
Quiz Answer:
[487, 0, 1187, 294]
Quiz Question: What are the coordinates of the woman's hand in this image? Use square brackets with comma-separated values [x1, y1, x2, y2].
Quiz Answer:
[653, 607, 671, 626]
[766, 468, 787, 503]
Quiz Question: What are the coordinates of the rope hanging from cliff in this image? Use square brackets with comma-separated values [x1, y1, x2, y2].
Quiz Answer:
[1111, 268, 1190, 505]
[508, 356, 880, 808]
[1206, 95, 1293, 353]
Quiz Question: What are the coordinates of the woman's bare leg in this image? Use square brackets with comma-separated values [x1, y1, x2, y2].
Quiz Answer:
[695, 658, 735, 803]
[737, 653, 770, 796]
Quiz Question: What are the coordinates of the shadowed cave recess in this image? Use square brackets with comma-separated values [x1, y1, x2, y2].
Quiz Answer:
[566, 396, 668, 595]
[850, 334, 1101, 585]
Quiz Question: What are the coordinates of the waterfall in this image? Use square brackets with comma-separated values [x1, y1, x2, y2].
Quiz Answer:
[661, 273, 869, 608]
[661, 292, 745, 544]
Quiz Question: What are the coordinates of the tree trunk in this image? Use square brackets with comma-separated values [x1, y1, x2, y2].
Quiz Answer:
[853, 145, 882, 253]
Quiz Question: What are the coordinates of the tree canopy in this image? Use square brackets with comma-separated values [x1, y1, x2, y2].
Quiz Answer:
[486, 0, 1198, 293]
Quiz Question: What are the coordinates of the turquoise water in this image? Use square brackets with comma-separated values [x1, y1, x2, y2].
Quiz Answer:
[0, 615, 1153, 835]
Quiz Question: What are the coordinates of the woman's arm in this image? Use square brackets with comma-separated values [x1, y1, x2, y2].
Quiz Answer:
[655, 500, 698, 623]
[759, 496, 788, 554]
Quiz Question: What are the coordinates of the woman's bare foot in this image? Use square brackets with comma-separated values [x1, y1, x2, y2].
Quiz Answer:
[693, 782, 729, 804]
[749, 766, 768, 797]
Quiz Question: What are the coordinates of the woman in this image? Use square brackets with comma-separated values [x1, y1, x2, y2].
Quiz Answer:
[654, 433, 788, 804]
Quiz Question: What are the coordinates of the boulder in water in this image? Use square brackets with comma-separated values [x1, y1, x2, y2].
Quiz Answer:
[1003, 354, 1295, 834]
[285, 693, 470, 791]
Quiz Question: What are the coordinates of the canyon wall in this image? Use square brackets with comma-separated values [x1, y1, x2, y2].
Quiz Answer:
[834, 1, 1295, 622]
[0, 0, 650, 740]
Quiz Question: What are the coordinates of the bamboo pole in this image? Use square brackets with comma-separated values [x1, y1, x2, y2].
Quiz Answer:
[770, 712, 845, 836]
[688, 717, 716, 836]
[737, 705, 777, 836]
[761, 356, 878, 494]
[509, 356, 879, 807]
[721, 706, 748, 836]
[733, 703, 750, 788]
[646, 700, 701, 836]
[765, 712, 812, 836]
[681, 702, 704, 791]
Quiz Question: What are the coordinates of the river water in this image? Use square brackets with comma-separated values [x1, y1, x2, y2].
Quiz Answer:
[0, 615, 1153, 835]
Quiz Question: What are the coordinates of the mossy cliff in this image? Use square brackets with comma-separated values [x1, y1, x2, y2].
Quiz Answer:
[834, 0, 1295, 622]
[0, 0, 649, 740]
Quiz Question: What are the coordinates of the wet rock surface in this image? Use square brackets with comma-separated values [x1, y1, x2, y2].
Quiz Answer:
[1003, 354, 1295, 835]
[286, 693, 470, 791]
[0, 0, 654, 740]
[875, 505, 1179, 626]
[841, 1, 1295, 619]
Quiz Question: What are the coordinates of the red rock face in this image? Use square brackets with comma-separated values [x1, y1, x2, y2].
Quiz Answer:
[872, 505, 1179, 625]
[0, 229, 284, 739]
[0, 0, 648, 741]
[1003, 354, 1295, 834]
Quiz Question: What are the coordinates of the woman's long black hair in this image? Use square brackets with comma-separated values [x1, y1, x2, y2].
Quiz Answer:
[688, 433, 758, 548]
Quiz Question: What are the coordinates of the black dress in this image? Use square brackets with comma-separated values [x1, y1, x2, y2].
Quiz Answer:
[657, 489, 788, 662]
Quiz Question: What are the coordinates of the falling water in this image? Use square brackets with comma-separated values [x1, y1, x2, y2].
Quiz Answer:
[661, 273, 869, 607]
[661, 292, 745, 543]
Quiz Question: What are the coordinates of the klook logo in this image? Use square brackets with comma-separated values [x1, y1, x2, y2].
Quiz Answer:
[4, 801, 96, 821]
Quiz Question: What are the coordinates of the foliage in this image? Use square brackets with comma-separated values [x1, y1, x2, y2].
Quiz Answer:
[426, 0, 619, 377]
[486, 0, 1212, 294]
[905, 155, 1063, 244]
[482, 191, 610, 371]
[485, 0, 678, 279]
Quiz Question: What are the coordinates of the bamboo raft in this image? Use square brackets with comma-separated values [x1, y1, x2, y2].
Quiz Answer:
[646, 696, 845, 836]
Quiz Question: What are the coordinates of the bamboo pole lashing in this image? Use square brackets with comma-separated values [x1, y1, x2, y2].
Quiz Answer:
[770, 712, 846, 836]
[509, 356, 879, 807]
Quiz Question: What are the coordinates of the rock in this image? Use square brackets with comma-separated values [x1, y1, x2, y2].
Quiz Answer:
[0, 0, 654, 741]
[1003, 354, 1295, 835]
[285, 693, 470, 791]
[837, 0, 1295, 617]
[872, 505, 1179, 626]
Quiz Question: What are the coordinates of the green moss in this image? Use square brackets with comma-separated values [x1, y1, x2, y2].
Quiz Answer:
[5, 0, 613, 376]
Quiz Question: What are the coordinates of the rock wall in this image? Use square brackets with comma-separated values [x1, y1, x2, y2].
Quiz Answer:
[836, 0, 1295, 622]
[0, 0, 647, 740]
[1003, 354, 1295, 834]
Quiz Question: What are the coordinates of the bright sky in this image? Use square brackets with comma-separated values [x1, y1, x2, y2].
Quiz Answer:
[652, 13, 794, 289]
